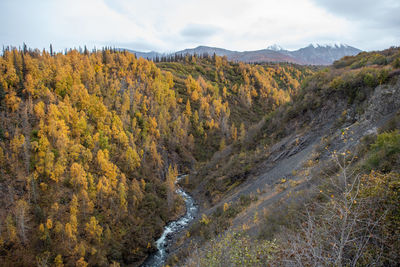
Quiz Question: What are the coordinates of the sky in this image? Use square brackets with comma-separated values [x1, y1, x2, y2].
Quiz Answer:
[0, 0, 399, 52]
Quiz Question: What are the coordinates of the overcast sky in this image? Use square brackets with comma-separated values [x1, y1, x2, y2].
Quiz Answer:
[0, 0, 399, 52]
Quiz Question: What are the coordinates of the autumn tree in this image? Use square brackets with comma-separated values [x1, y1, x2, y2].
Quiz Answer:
[70, 163, 88, 191]
[85, 216, 102, 243]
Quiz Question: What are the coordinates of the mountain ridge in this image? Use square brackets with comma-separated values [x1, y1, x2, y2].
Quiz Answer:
[123, 43, 362, 65]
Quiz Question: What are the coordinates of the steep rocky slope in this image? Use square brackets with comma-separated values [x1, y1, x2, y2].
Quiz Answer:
[229, 79, 400, 235]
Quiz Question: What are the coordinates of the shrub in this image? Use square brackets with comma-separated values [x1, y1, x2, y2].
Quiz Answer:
[365, 130, 400, 172]
[392, 58, 400, 68]
[186, 232, 277, 267]
[370, 54, 387, 65]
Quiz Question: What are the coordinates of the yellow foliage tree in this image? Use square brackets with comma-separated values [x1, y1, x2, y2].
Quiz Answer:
[85, 216, 103, 243]
[70, 162, 88, 191]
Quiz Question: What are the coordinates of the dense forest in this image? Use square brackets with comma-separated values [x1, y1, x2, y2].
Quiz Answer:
[0, 46, 313, 266]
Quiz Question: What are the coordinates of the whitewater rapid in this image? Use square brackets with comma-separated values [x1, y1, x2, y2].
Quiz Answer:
[141, 175, 197, 267]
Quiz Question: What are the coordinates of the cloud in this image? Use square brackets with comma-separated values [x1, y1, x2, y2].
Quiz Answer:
[103, 40, 159, 52]
[309, 0, 400, 50]
[180, 24, 220, 40]
[0, 0, 398, 52]
[311, 0, 400, 28]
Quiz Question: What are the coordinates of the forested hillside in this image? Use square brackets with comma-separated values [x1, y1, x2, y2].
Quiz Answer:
[0, 47, 312, 266]
[178, 47, 400, 267]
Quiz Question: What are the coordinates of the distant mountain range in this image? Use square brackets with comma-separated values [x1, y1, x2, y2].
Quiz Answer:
[122, 43, 362, 65]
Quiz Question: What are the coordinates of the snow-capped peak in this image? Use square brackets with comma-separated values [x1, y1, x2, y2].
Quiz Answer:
[267, 44, 284, 51]
[309, 43, 350, 49]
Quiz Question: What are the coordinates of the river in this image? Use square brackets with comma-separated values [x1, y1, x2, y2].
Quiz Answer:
[141, 174, 198, 267]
